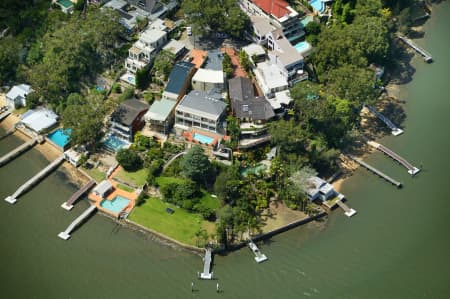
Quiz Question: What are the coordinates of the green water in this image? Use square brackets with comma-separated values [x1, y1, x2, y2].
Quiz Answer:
[1, 4, 450, 298]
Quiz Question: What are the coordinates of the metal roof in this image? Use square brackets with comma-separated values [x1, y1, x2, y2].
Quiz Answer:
[164, 61, 195, 95]
[111, 99, 149, 126]
[176, 90, 226, 121]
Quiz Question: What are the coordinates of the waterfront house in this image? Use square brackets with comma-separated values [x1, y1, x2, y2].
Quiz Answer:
[6, 84, 32, 109]
[103, 0, 151, 32]
[20, 108, 58, 133]
[174, 90, 227, 135]
[228, 77, 274, 148]
[191, 69, 225, 92]
[162, 39, 186, 59]
[53, 0, 75, 14]
[92, 180, 113, 198]
[242, 43, 266, 64]
[110, 99, 149, 142]
[305, 176, 336, 202]
[161, 61, 196, 102]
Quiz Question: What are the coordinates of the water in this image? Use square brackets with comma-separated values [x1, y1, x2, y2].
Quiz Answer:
[193, 133, 215, 144]
[100, 196, 130, 214]
[1, 3, 450, 298]
[47, 128, 71, 148]
[103, 134, 129, 152]
[294, 41, 312, 55]
[310, 0, 325, 13]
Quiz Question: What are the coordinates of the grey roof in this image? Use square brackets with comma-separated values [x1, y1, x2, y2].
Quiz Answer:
[177, 90, 226, 120]
[112, 99, 149, 126]
[164, 61, 195, 95]
[93, 180, 113, 197]
[6, 84, 32, 100]
[203, 49, 224, 71]
[228, 77, 275, 121]
[145, 98, 177, 121]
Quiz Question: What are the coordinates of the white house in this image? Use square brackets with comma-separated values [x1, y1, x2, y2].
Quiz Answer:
[6, 84, 32, 109]
[305, 176, 336, 202]
[124, 22, 168, 74]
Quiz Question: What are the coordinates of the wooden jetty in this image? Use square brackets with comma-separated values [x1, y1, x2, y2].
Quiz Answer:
[61, 180, 96, 211]
[4, 155, 64, 204]
[397, 34, 432, 62]
[349, 155, 402, 188]
[365, 105, 403, 136]
[58, 205, 97, 240]
[0, 110, 11, 121]
[200, 248, 213, 279]
[0, 138, 37, 167]
[367, 141, 420, 175]
[248, 240, 268, 263]
[336, 194, 357, 217]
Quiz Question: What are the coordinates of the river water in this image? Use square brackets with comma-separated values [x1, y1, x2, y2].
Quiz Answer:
[1, 3, 449, 298]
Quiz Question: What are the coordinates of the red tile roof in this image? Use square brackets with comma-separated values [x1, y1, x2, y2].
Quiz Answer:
[253, 0, 290, 18]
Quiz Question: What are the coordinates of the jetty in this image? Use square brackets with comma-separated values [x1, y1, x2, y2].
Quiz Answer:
[200, 248, 213, 279]
[349, 155, 402, 188]
[248, 240, 268, 263]
[397, 34, 432, 62]
[61, 180, 96, 211]
[336, 194, 357, 217]
[0, 138, 37, 167]
[0, 125, 16, 140]
[4, 155, 65, 204]
[365, 105, 403, 136]
[367, 141, 420, 175]
[58, 204, 97, 240]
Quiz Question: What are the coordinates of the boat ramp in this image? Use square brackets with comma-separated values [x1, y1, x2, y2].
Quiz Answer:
[397, 34, 433, 62]
[4, 155, 65, 204]
[248, 240, 268, 263]
[367, 141, 420, 175]
[200, 248, 213, 279]
[349, 155, 402, 188]
[58, 204, 97, 240]
[61, 180, 96, 211]
[365, 105, 403, 136]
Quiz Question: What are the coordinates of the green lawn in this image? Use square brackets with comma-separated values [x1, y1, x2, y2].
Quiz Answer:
[129, 197, 215, 246]
[117, 183, 134, 192]
[155, 176, 186, 186]
[81, 167, 106, 182]
[115, 168, 148, 186]
[199, 191, 221, 210]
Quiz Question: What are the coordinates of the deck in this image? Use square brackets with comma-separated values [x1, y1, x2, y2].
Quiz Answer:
[349, 155, 402, 188]
[368, 141, 420, 175]
[0, 138, 37, 167]
[58, 205, 97, 240]
[397, 34, 433, 62]
[200, 248, 213, 279]
[365, 105, 403, 136]
[61, 180, 96, 211]
[248, 240, 268, 263]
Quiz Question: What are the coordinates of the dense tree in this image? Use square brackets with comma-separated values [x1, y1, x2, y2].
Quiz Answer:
[182, 0, 250, 38]
[62, 93, 108, 148]
[0, 37, 21, 85]
[116, 149, 143, 171]
[181, 146, 212, 185]
[222, 53, 233, 79]
[152, 50, 175, 81]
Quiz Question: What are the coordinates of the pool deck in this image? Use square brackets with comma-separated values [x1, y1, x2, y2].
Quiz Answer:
[88, 178, 138, 217]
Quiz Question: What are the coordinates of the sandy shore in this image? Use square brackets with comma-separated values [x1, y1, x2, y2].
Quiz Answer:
[0, 113, 90, 188]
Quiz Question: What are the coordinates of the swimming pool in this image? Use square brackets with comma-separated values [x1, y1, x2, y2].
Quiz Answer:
[294, 41, 312, 54]
[47, 128, 72, 148]
[100, 196, 130, 214]
[103, 134, 128, 152]
[309, 0, 325, 13]
[193, 133, 215, 145]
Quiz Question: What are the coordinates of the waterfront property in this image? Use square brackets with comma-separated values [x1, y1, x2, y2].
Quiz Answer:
[162, 39, 186, 59]
[20, 108, 58, 134]
[304, 176, 336, 202]
[103, 0, 151, 32]
[47, 128, 72, 150]
[144, 98, 178, 135]
[160, 61, 196, 102]
[110, 99, 149, 142]
[191, 68, 225, 93]
[103, 133, 130, 152]
[5, 84, 32, 109]
[174, 90, 227, 135]
[53, 0, 75, 14]
[88, 179, 137, 218]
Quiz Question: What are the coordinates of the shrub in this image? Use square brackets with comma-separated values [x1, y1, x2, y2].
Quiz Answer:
[116, 149, 142, 171]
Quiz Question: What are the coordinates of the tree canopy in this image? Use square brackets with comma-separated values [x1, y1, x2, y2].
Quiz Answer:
[181, 146, 212, 185]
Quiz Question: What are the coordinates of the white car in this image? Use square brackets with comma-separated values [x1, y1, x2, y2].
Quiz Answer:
[186, 26, 192, 36]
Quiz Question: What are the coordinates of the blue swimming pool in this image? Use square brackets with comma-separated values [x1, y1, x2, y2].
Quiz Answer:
[193, 133, 214, 145]
[309, 0, 325, 13]
[100, 196, 130, 214]
[103, 134, 128, 152]
[294, 41, 312, 54]
[47, 128, 72, 148]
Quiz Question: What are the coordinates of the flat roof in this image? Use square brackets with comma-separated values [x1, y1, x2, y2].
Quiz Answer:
[177, 90, 226, 121]
[255, 62, 288, 90]
[145, 98, 177, 121]
[203, 50, 224, 71]
[192, 69, 224, 84]
[163, 39, 185, 56]
[189, 49, 208, 69]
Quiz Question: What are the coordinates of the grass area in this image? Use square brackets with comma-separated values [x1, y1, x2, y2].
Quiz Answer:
[82, 167, 106, 182]
[115, 167, 148, 186]
[129, 197, 216, 246]
[199, 191, 220, 210]
[155, 176, 186, 186]
[117, 183, 134, 192]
